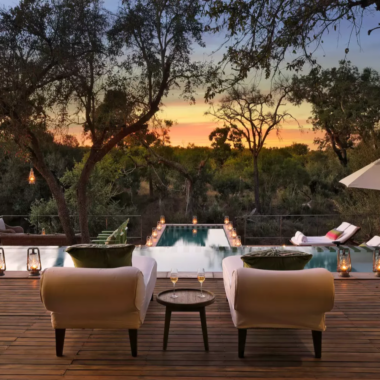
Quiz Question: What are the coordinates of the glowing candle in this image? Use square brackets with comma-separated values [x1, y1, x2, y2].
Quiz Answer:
[157, 222, 162, 231]
[192, 216, 198, 225]
[152, 228, 158, 239]
[224, 216, 229, 225]
[160, 215, 165, 224]
[146, 236, 153, 247]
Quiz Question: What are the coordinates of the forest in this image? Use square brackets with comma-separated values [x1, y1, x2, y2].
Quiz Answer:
[1, 0, 380, 244]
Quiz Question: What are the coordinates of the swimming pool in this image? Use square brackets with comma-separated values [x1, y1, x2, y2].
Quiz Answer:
[1, 245, 376, 272]
[156, 225, 229, 247]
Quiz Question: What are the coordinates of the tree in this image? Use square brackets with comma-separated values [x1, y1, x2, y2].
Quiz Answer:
[205, 0, 380, 94]
[207, 85, 297, 213]
[208, 126, 234, 167]
[0, 0, 210, 243]
[289, 61, 380, 166]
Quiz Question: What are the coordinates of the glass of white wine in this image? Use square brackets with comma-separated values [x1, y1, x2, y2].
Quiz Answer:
[197, 268, 206, 298]
[170, 268, 179, 298]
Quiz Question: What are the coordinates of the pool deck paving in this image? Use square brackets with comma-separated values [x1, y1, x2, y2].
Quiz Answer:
[1, 277, 380, 378]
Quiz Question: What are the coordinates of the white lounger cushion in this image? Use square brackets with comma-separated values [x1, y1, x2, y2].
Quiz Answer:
[41, 256, 157, 330]
[223, 256, 334, 330]
[291, 222, 360, 246]
[366, 236, 380, 247]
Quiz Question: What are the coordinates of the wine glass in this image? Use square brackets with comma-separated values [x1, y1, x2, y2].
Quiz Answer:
[170, 268, 179, 298]
[197, 268, 206, 298]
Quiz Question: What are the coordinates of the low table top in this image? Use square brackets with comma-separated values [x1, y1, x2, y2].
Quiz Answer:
[156, 288, 215, 309]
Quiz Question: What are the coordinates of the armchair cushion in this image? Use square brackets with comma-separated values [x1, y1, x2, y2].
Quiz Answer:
[66, 244, 134, 268]
[241, 248, 312, 270]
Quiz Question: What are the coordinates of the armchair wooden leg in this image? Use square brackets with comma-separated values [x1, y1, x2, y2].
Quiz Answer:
[55, 329, 66, 357]
[151, 293, 154, 301]
[238, 329, 247, 358]
[129, 329, 138, 357]
[312, 330, 322, 359]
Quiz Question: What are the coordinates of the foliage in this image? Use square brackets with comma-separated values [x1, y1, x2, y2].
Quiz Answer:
[205, 0, 379, 94]
[29, 152, 136, 235]
[289, 61, 380, 166]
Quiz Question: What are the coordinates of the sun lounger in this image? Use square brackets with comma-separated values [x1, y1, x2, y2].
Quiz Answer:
[361, 236, 380, 248]
[290, 222, 360, 246]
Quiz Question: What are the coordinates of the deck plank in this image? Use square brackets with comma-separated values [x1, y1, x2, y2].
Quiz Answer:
[0, 278, 379, 378]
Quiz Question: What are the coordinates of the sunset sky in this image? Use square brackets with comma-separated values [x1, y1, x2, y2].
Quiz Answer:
[3, 0, 380, 149]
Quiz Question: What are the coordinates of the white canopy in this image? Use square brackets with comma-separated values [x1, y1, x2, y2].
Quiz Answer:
[339, 159, 380, 190]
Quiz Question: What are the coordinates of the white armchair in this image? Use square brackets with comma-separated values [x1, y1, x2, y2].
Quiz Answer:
[223, 256, 335, 358]
[40, 256, 157, 357]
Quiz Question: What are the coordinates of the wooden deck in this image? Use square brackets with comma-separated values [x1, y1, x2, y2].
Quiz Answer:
[1, 278, 380, 379]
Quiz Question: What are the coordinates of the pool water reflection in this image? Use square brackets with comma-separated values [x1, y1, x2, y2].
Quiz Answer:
[156, 225, 229, 247]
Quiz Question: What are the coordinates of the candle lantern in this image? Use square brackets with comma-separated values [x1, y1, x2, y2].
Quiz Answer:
[235, 236, 242, 247]
[152, 228, 158, 239]
[373, 248, 380, 277]
[27, 247, 41, 276]
[231, 228, 237, 238]
[227, 222, 233, 232]
[224, 216, 229, 225]
[28, 168, 36, 184]
[0, 248, 6, 276]
[157, 221, 162, 231]
[192, 216, 198, 225]
[337, 248, 351, 277]
[192, 228, 197, 234]
[160, 215, 165, 224]
[146, 236, 153, 247]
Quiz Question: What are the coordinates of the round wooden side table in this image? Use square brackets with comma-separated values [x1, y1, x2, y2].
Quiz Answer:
[156, 288, 216, 351]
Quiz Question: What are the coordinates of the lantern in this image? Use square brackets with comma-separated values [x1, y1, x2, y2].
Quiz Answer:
[224, 216, 229, 225]
[0, 248, 6, 276]
[337, 248, 351, 277]
[192, 216, 198, 225]
[231, 228, 237, 238]
[373, 248, 380, 277]
[27, 247, 42, 276]
[28, 168, 36, 184]
[152, 228, 158, 239]
[235, 236, 242, 247]
[192, 228, 197, 234]
[146, 236, 153, 247]
[160, 215, 165, 224]
[227, 222, 233, 232]
[157, 221, 162, 231]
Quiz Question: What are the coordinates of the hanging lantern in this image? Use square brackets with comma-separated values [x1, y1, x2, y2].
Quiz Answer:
[231, 228, 237, 238]
[373, 248, 380, 277]
[157, 221, 162, 231]
[27, 247, 42, 276]
[235, 236, 242, 247]
[160, 215, 165, 224]
[192, 228, 197, 234]
[146, 236, 153, 247]
[192, 216, 198, 225]
[224, 216, 229, 225]
[0, 248, 6, 276]
[337, 248, 351, 277]
[228, 222, 233, 232]
[28, 168, 36, 185]
[152, 228, 158, 239]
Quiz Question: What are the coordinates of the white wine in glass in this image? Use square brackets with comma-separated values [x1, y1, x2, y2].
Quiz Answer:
[170, 269, 179, 298]
[197, 268, 206, 298]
